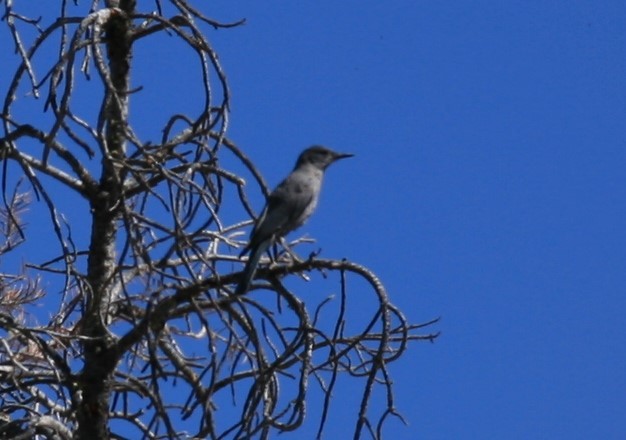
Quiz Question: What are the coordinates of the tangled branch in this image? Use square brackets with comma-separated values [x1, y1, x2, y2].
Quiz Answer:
[0, 1, 438, 439]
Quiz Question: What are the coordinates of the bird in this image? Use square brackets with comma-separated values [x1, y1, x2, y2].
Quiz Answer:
[234, 145, 353, 295]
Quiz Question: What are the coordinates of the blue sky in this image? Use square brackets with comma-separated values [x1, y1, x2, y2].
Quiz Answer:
[205, 3, 626, 437]
[3, 1, 626, 438]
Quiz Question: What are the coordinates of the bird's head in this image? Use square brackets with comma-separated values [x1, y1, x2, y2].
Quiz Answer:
[295, 145, 354, 170]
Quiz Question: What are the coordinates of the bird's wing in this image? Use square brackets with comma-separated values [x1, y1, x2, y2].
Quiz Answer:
[246, 173, 316, 250]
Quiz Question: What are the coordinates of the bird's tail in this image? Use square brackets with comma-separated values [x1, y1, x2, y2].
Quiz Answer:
[234, 240, 271, 296]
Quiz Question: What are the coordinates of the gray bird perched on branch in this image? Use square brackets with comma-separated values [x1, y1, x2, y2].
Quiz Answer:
[234, 145, 354, 295]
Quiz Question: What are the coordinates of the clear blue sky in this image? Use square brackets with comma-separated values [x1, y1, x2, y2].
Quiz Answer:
[209, 2, 626, 437]
[3, 1, 626, 438]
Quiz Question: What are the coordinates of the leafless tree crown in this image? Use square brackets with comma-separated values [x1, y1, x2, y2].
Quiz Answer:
[0, 1, 439, 439]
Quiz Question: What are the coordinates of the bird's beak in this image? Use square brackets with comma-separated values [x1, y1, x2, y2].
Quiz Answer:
[333, 152, 354, 161]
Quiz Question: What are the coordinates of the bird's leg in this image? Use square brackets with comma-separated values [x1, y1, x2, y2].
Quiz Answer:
[307, 248, 322, 262]
[272, 238, 304, 266]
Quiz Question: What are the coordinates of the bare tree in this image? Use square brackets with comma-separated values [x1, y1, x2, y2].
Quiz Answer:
[0, 1, 439, 439]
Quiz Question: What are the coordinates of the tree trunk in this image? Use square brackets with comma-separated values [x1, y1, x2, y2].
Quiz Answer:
[77, 4, 133, 439]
